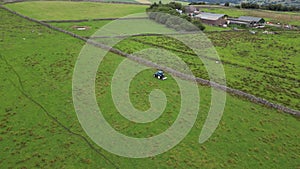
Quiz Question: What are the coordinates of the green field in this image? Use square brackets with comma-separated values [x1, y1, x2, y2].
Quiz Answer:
[1, 1, 300, 169]
[5, 1, 147, 20]
[51, 18, 175, 37]
[108, 30, 300, 110]
[204, 24, 231, 32]
[50, 17, 231, 37]
[201, 7, 247, 17]
[51, 20, 112, 37]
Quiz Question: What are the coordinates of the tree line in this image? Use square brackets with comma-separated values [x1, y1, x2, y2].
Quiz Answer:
[146, 2, 205, 31]
[235, 2, 300, 11]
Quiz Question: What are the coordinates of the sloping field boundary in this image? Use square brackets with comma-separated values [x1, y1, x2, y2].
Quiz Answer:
[1, 5, 299, 117]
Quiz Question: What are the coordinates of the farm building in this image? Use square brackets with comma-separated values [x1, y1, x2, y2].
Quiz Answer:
[194, 13, 228, 26]
[228, 16, 265, 27]
[184, 5, 200, 14]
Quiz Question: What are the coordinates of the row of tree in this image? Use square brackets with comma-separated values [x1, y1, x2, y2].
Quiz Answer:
[189, 2, 221, 5]
[236, 2, 300, 11]
[147, 2, 205, 31]
[262, 4, 300, 11]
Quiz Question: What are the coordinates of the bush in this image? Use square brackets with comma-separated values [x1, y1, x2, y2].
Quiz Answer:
[180, 14, 191, 22]
[158, 14, 170, 24]
[179, 22, 198, 32]
[189, 2, 206, 5]
[147, 2, 205, 32]
[165, 19, 174, 28]
[155, 13, 163, 23]
[168, 2, 183, 10]
[148, 12, 158, 20]
[173, 25, 181, 31]
[241, 3, 259, 9]
[192, 20, 205, 31]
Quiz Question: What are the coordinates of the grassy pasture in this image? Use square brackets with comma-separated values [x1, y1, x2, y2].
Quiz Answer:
[5, 1, 147, 20]
[1, 2, 300, 169]
[50, 20, 112, 37]
[51, 18, 174, 37]
[201, 7, 246, 17]
[121, 31, 300, 110]
[204, 24, 231, 32]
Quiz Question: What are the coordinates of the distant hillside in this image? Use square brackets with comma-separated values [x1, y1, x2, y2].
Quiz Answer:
[186, 0, 300, 7]
[245, 0, 300, 7]
[186, 0, 240, 3]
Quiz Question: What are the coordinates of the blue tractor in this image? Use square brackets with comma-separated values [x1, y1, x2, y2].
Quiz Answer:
[153, 70, 167, 80]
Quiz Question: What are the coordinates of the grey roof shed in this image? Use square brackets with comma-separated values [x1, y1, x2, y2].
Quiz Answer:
[237, 16, 265, 23]
[195, 13, 226, 21]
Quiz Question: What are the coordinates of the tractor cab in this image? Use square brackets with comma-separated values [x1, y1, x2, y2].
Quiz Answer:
[153, 70, 167, 80]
